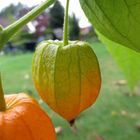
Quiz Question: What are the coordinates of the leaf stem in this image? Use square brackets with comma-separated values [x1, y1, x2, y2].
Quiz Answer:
[63, 0, 70, 46]
[0, 74, 6, 111]
[0, 0, 56, 49]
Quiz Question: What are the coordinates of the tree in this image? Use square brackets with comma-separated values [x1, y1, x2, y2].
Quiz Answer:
[0, 3, 25, 27]
[69, 13, 80, 40]
[0, 3, 24, 17]
[49, 0, 64, 28]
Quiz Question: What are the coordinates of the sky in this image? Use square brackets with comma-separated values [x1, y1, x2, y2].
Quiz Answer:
[0, 0, 90, 28]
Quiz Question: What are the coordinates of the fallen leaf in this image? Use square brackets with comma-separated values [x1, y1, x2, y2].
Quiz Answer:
[136, 123, 140, 132]
[95, 133, 105, 140]
[120, 110, 128, 116]
[55, 126, 63, 134]
[115, 80, 127, 86]
[111, 111, 118, 116]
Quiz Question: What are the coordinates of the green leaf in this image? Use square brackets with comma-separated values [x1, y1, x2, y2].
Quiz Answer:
[97, 31, 140, 91]
[80, 0, 140, 52]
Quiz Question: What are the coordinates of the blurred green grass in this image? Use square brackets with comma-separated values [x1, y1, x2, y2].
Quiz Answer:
[0, 41, 140, 140]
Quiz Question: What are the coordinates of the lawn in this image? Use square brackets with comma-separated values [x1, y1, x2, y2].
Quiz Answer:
[0, 41, 140, 140]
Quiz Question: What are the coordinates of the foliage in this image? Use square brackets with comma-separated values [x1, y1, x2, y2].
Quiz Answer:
[69, 13, 80, 40]
[11, 32, 38, 45]
[49, 0, 64, 28]
[80, 0, 140, 90]
[0, 3, 24, 27]
[80, 0, 140, 52]
[0, 3, 24, 17]
[97, 32, 140, 91]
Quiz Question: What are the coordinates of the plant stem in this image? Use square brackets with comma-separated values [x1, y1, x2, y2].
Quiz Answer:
[0, 0, 56, 49]
[63, 0, 70, 46]
[0, 74, 6, 111]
